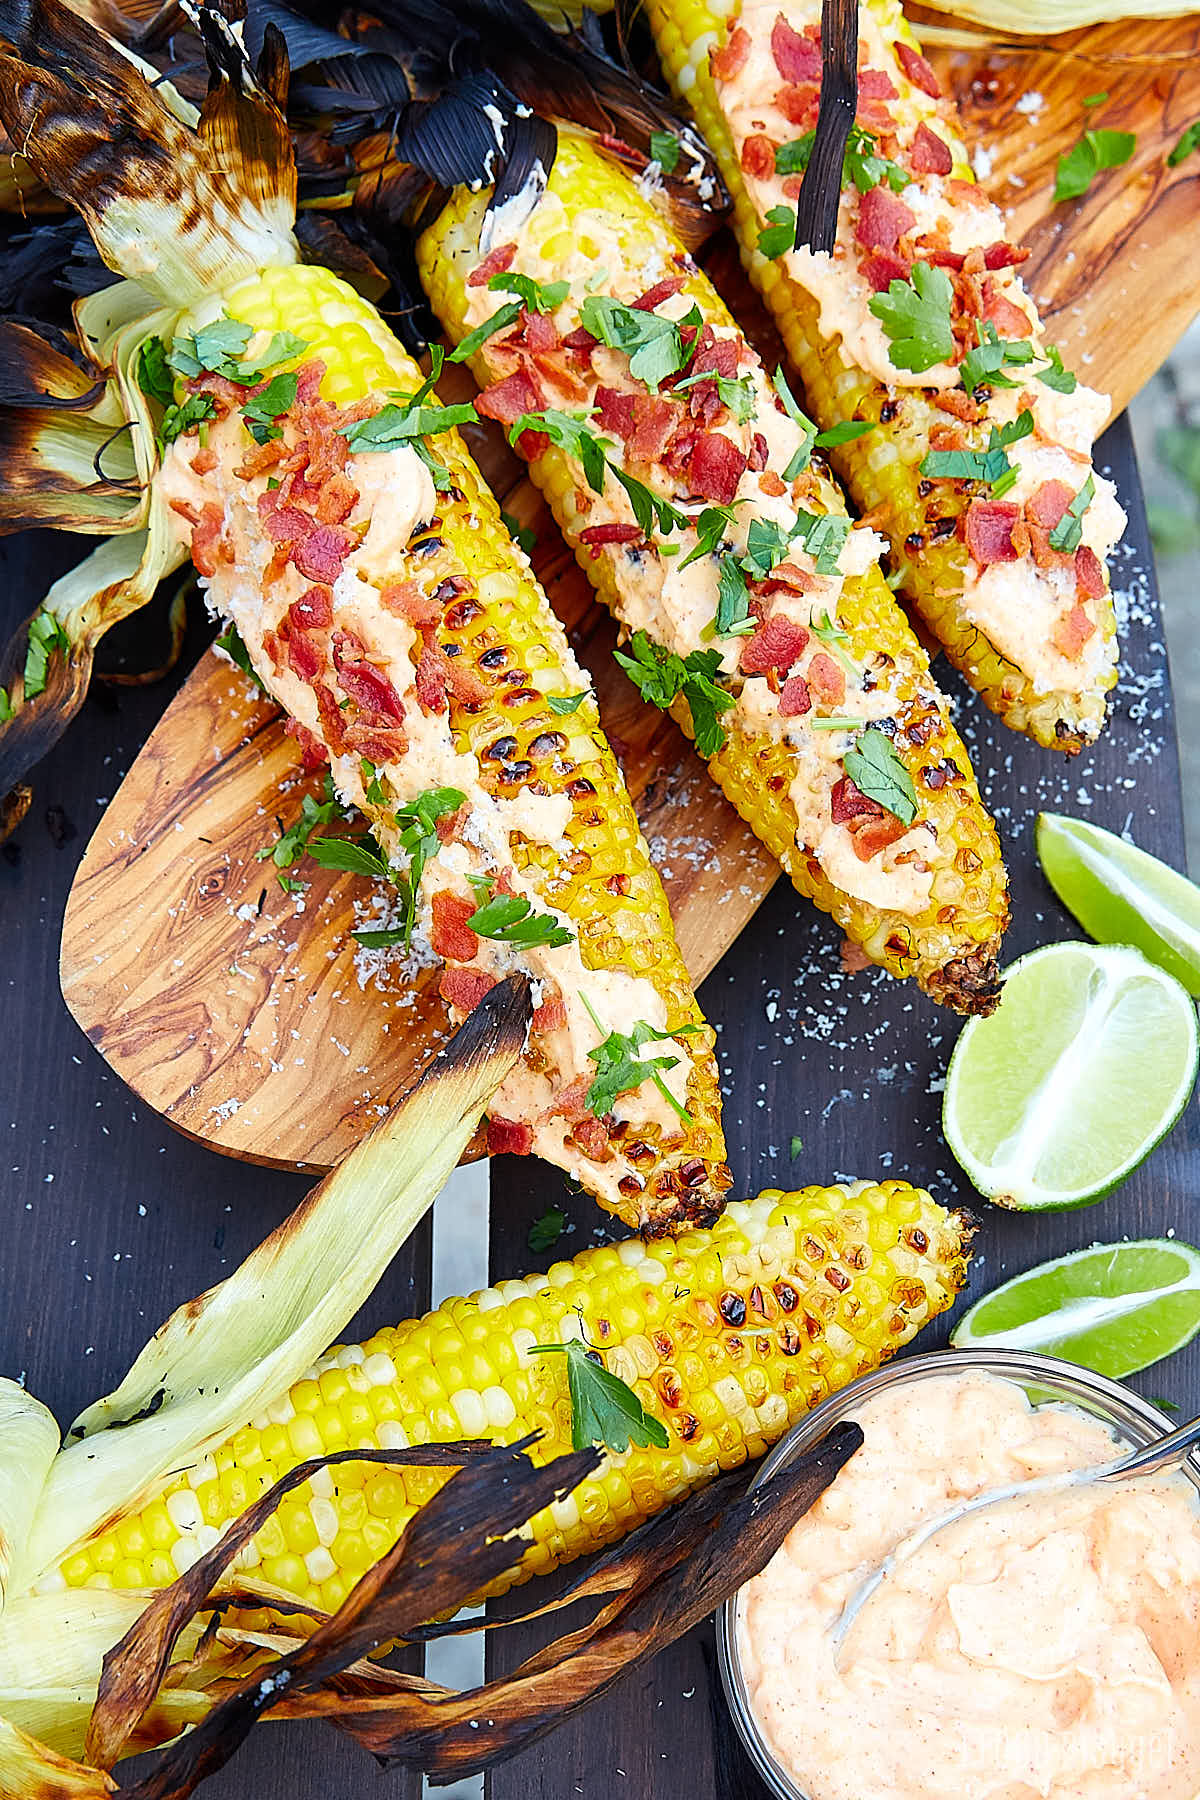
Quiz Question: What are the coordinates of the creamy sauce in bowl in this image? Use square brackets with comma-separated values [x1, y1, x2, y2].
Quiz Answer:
[737, 1370, 1200, 1800]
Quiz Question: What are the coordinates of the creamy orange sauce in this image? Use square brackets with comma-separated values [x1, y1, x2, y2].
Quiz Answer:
[738, 1371, 1200, 1800]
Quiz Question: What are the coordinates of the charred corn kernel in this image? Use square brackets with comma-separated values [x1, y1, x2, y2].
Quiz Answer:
[420, 133, 1008, 1013]
[644, 0, 1121, 752]
[59, 1184, 970, 1608]
[159, 260, 729, 1234]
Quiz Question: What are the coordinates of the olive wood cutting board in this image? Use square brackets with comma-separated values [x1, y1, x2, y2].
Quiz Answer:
[59, 14, 1200, 1172]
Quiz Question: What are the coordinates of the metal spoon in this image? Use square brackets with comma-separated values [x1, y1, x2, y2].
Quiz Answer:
[832, 1405, 1200, 1649]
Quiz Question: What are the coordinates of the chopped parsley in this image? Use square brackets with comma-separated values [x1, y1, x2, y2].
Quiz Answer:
[1036, 346, 1078, 395]
[771, 367, 819, 478]
[501, 508, 536, 556]
[613, 631, 734, 756]
[869, 262, 955, 374]
[527, 1208, 566, 1253]
[379, 787, 469, 948]
[547, 690, 588, 714]
[959, 321, 1036, 394]
[214, 623, 266, 692]
[775, 124, 910, 196]
[306, 834, 395, 881]
[609, 464, 691, 536]
[815, 419, 875, 449]
[809, 610, 857, 676]
[758, 204, 797, 260]
[22, 609, 69, 700]
[919, 408, 1034, 487]
[1048, 474, 1095, 552]
[487, 271, 569, 313]
[843, 728, 918, 825]
[577, 295, 700, 390]
[136, 336, 174, 407]
[530, 1339, 669, 1453]
[340, 390, 475, 455]
[508, 407, 609, 492]
[715, 555, 753, 635]
[256, 791, 341, 878]
[649, 130, 682, 173]
[581, 996, 697, 1123]
[167, 318, 306, 386]
[678, 503, 741, 569]
[241, 370, 298, 445]
[159, 391, 215, 448]
[1168, 119, 1200, 168]
[467, 891, 574, 949]
[1054, 127, 1135, 203]
[352, 926, 408, 948]
[673, 367, 758, 424]
[448, 301, 522, 362]
[789, 1134, 804, 1159]
[0, 689, 12, 723]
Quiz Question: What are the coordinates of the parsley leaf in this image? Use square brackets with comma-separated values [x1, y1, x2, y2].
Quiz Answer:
[501, 508, 536, 556]
[448, 300, 522, 363]
[1036, 346, 1078, 394]
[307, 835, 394, 881]
[578, 295, 696, 390]
[609, 464, 690, 536]
[1168, 119, 1200, 168]
[1054, 127, 1135, 202]
[241, 370, 298, 445]
[383, 787, 469, 948]
[843, 728, 918, 825]
[959, 321, 1036, 395]
[530, 1339, 669, 1453]
[809, 610, 857, 676]
[869, 262, 955, 373]
[815, 419, 875, 449]
[758, 203, 797, 259]
[789, 1134, 803, 1159]
[488, 272, 569, 313]
[22, 609, 68, 700]
[1048, 474, 1095, 552]
[791, 510, 852, 575]
[256, 791, 341, 877]
[340, 393, 477, 453]
[613, 631, 734, 755]
[581, 998, 696, 1122]
[214, 623, 266, 692]
[673, 368, 758, 424]
[0, 689, 12, 724]
[678, 502, 741, 569]
[919, 408, 1034, 486]
[547, 691, 588, 714]
[527, 1207, 565, 1253]
[352, 926, 408, 948]
[467, 891, 574, 948]
[168, 318, 253, 381]
[772, 366, 818, 479]
[136, 336, 174, 407]
[716, 555, 753, 635]
[775, 125, 910, 196]
[159, 391, 215, 448]
[649, 130, 682, 173]
[508, 408, 609, 492]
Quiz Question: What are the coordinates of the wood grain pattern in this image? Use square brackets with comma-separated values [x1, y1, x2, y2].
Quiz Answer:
[59, 11, 1200, 1168]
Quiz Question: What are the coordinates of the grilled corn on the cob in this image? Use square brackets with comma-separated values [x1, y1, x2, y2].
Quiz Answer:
[645, 0, 1124, 750]
[0, 4, 731, 1232]
[419, 129, 1008, 1012]
[47, 1181, 970, 1610]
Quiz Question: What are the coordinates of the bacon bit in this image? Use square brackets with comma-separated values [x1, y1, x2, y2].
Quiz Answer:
[781, 174, 806, 201]
[532, 992, 568, 1034]
[984, 241, 1031, 271]
[760, 470, 787, 498]
[289, 586, 333, 632]
[740, 615, 810, 676]
[475, 368, 547, 427]
[1027, 480, 1074, 530]
[190, 444, 217, 476]
[929, 423, 966, 452]
[345, 721, 408, 763]
[431, 891, 479, 962]
[840, 937, 873, 973]
[469, 243, 517, 287]
[283, 717, 328, 769]
[633, 274, 686, 311]
[579, 522, 645, 556]
[687, 432, 747, 504]
[924, 244, 966, 272]
[382, 579, 441, 627]
[690, 331, 740, 380]
[856, 184, 917, 252]
[740, 133, 777, 180]
[850, 813, 908, 861]
[771, 14, 822, 83]
[964, 499, 1021, 566]
[807, 652, 846, 705]
[1027, 522, 1073, 571]
[776, 82, 820, 128]
[562, 325, 598, 352]
[856, 96, 895, 133]
[1075, 544, 1106, 599]
[295, 363, 326, 406]
[910, 121, 952, 175]
[313, 682, 347, 755]
[440, 966, 497, 1013]
[779, 674, 812, 716]
[486, 1116, 534, 1157]
[435, 805, 467, 847]
[760, 560, 816, 595]
[261, 628, 284, 673]
[630, 394, 678, 461]
[747, 432, 769, 472]
[258, 493, 309, 545]
[314, 472, 358, 526]
[292, 523, 351, 585]
[710, 25, 750, 79]
[933, 388, 981, 422]
[189, 503, 226, 577]
[286, 631, 323, 684]
[415, 644, 448, 714]
[572, 1112, 613, 1161]
[831, 775, 883, 823]
[896, 41, 941, 97]
[520, 309, 559, 353]
[1053, 602, 1096, 659]
[861, 250, 912, 291]
[982, 286, 1033, 339]
[595, 386, 636, 441]
[332, 635, 406, 721]
[235, 437, 285, 479]
[859, 67, 899, 100]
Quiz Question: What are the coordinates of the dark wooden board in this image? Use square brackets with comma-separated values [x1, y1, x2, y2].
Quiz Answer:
[2, 412, 1196, 1798]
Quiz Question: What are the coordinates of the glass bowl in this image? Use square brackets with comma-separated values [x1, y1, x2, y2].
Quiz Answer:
[717, 1347, 1195, 1800]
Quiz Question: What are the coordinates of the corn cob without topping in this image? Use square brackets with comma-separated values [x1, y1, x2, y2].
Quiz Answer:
[420, 130, 1008, 1012]
[47, 1182, 970, 1612]
[646, 0, 1123, 751]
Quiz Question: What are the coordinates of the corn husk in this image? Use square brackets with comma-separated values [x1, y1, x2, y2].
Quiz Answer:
[918, 1, 1198, 26]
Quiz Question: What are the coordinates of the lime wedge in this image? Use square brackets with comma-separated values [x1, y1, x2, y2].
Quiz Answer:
[1037, 812, 1200, 996]
[952, 1238, 1200, 1377]
[943, 942, 1198, 1210]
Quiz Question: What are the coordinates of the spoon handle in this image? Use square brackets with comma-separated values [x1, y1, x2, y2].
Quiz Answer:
[1099, 1411, 1200, 1481]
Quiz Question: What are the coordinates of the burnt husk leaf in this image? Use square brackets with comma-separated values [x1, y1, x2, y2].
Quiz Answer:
[793, 0, 858, 255]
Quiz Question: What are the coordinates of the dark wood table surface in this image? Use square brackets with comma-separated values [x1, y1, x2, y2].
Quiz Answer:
[2, 409, 1197, 1797]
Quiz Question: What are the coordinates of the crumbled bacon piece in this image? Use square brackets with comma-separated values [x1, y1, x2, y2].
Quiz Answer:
[562, 325, 598, 352]
[983, 241, 1031, 271]
[520, 309, 559, 353]
[572, 1112, 613, 1160]
[687, 432, 747, 504]
[1027, 480, 1074, 530]
[690, 332, 739, 379]
[190, 444, 217, 476]
[1053, 602, 1096, 659]
[741, 133, 777, 180]
[289, 586, 333, 631]
[859, 68, 899, 101]
[435, 804, 467, 845]
[760, 470, 787, 498]
[579, 522, 645, 553]
[332, 634, 406, 721]
[933, 388, 980, 422]
[850, 813, 909, 861]
[771, 14, 822, 83]
[595, 386, 636, 441]
[415, 644, 448, 713]
[760, 560, 815, 595]
[896, 41, 941, 97]
[807, 652, 846, 705]
[533, 991, 568, 1034]
[235, 438, 285, 479]
[475, 368, 547, 426]
[345, 721, 407, 763]
[314, 472, 358, 526]
[1075, 544, 1106, 599]
[189, 503, 226, 577]
[440, 966, 497, 1013]
[747, 432, 769, 472]
[292, 523, 351, 586]
[283, 717, 328, 769]
[313, 682, 348, 754]
[776, 83, 820, 129]
[469, 243, 517, 287]
[982, 286, 1033, 339]
[257, 492, 309, 545]
[964, 499, 1021, 566]
[633, 275, 686, 311]
[630, 394, 678, 461]
[861, 250, 911, 291]
[486, 1116, 534, 1157]
[830, 775, 883, 823]
[295, 362, 326, 406]
[779, 674, 812, 717]
[286, 631, 323, 683]
[710, 26, 750, 79]
[382, 580, 441, 627]
[431, 891, 479, 962]
[856, 184, 917, 252]
[740, 615, 809, 676]
[910, 121, 952, 175]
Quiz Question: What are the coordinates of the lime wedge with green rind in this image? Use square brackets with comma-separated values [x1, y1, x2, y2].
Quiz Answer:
[943, 942, 1198, 1210]
[952, 1238, 1200, 1377]
[1037, 812, 1200, 996]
